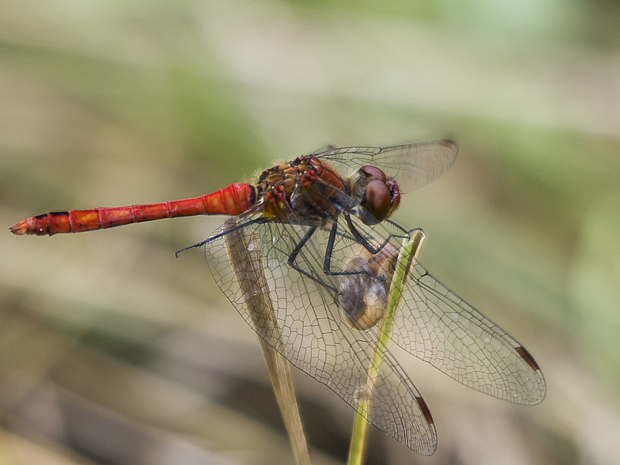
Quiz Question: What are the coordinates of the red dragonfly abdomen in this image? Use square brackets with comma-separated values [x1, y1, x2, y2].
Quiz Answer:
[10, 183, 255, 236]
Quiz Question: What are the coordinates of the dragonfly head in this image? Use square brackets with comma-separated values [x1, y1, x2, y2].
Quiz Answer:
[359, 166, 401, 225]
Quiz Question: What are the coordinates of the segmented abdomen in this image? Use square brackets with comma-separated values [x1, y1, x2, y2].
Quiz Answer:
[10, 183, 255, 236]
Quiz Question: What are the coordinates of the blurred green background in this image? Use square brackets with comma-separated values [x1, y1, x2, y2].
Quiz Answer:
[2, 0, 620, 464]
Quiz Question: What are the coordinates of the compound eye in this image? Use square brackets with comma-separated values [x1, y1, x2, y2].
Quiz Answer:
[364, 179, 391, 223]
[361, 165, 387, 182]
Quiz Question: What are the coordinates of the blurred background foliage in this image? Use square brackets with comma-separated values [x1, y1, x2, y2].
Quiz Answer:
[1, 0, 620, 464]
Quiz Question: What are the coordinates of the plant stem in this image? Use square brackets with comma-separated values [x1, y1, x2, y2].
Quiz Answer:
[226, 224, 312, 465]
[347, 229, 425, 465]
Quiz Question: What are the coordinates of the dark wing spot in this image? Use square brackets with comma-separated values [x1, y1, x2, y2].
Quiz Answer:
[416, 396, 434, 425]
[516, 346, 540, 371]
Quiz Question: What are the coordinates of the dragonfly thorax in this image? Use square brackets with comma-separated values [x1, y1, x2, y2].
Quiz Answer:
[256, 156, 349, 226]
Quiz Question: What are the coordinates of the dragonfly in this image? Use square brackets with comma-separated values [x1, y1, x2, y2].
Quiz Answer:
[10, 140, 546, 455]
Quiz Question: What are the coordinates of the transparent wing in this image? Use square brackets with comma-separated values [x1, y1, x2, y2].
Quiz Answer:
[334, 214, 547, 406]
[204, 216, 438, 454]
[202, 142, 545, 452]
[315, 139, 458, 193]
[390, 260, 546, 405]
[326, 214, 546, 405]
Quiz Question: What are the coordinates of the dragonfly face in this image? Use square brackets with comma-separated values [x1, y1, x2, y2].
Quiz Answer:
[352, 165, 401, 225]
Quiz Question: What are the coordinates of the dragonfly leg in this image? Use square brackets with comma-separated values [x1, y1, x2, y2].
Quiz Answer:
[286, 220, 394, 292]
[384, 219, 415, 237]
[175, 217, 268, 257]
[322, 221, 379, 279]
[343, 213, 392, 255]
[286, 227, 338, 293]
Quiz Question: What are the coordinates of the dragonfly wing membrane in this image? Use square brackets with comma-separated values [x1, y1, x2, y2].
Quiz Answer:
[204, 217, 437, 454]
[332, 214, 546, 405]
[318, 140, 458, 193]
[390, 261, 546, 405]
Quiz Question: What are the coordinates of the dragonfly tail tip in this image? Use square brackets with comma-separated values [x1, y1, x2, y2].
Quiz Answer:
[9, 219, 30, 235]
